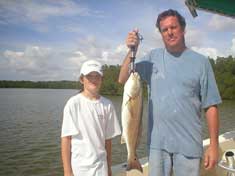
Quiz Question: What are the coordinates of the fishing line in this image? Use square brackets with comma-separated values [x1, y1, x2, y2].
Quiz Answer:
[130, 32, 144, 73]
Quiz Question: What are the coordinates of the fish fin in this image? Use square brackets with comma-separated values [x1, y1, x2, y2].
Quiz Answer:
[128, 98, 135, 119]
[121, 135, 126, 144]
[126, 157, 143, 173]
[124, 96, 131, 106]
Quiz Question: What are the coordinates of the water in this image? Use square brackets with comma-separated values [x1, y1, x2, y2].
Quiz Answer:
[0, 88, 234, 176]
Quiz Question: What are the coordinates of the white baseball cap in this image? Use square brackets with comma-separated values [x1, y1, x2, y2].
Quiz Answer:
[80, 60, 103, 77]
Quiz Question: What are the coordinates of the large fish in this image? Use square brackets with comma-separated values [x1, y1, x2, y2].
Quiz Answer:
[121, 71, 143, 173]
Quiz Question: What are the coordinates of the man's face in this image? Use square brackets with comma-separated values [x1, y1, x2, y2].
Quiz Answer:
[159, 16, 185, 52]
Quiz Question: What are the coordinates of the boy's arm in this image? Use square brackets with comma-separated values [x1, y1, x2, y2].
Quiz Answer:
[61, 136, 74, 176]
[105, 139, 112, 176]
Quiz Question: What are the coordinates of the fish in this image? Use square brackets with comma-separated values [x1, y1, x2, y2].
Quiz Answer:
[121, 71, 143, 173]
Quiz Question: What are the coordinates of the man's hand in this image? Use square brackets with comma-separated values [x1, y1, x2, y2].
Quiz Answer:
[204, 144, 219, 170]
[126, 29, 140, 50]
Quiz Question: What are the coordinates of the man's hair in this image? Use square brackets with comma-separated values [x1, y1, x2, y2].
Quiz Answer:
[156, 9, 186, 32]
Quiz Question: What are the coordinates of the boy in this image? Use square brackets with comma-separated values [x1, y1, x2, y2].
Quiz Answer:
[61, 60, 121, 176]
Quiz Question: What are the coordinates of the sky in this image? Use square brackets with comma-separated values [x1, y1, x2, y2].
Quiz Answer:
[0, 0, 235, 81]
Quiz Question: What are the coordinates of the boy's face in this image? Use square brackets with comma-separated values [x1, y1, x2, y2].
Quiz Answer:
[81, 71, 103, 93]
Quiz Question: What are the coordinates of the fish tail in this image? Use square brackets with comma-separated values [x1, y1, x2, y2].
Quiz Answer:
[126, 157, 143, 173]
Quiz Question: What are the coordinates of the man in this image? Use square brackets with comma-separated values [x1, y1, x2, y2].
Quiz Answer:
[118, 9, 221, 176]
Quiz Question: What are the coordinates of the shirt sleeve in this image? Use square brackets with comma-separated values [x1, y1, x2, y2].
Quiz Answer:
[200, 58, 222, 109]
[105, 102, 121, 139]
[61, 100, 79, 137]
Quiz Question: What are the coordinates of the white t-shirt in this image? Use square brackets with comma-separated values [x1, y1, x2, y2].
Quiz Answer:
[61, 93, 121, 176]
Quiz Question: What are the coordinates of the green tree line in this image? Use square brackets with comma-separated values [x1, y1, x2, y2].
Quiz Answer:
[0, 56, 235, 99]
[0, 80, 80, 90]
[209, 55, 235, 100]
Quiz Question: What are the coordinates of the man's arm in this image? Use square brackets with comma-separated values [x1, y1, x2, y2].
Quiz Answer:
[61, 136, 73, 176]
[105, 139, 112, 176]
[118, 51, 132, 84]
[204, 105, 220, 170]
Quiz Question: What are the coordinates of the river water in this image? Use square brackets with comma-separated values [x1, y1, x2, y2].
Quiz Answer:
[0, 88, 234, 176]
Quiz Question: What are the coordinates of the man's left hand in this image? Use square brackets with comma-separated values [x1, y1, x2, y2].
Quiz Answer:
[204, 144, 219, 170]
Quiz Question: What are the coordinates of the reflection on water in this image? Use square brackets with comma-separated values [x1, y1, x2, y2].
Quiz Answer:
[0, 89, 234, 175]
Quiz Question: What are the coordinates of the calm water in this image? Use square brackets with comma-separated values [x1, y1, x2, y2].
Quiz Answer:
[0, 88, 234, 176]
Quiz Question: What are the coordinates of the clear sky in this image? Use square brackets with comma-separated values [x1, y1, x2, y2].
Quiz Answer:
[0, 0, 235, 81]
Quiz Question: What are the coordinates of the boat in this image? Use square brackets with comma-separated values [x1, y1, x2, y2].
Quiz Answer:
[185, 0, 235, 18]
[112, 131, 235, 176]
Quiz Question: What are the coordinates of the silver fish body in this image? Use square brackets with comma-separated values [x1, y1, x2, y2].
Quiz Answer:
[121, 71, 143, 173]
